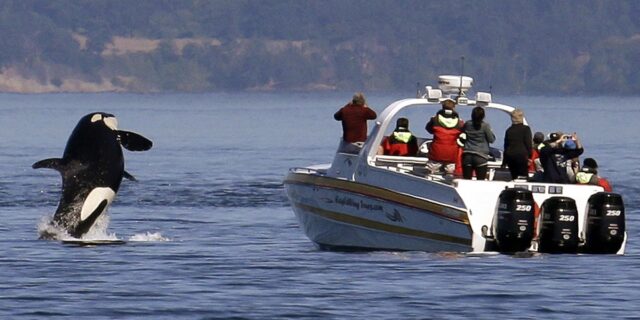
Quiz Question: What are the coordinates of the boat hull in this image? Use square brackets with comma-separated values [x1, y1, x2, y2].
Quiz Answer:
[284, 171, 473, 252]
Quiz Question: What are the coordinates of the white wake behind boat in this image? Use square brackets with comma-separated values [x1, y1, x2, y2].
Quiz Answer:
[284, 75, 626, 254]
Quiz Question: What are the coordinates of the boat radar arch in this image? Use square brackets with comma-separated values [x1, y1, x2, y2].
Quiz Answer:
[438, 75, 473, 95]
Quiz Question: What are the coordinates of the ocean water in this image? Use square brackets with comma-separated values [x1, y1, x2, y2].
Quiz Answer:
[0, 92, 639, 319]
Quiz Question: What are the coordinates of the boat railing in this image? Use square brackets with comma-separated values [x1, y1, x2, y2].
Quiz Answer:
[289, 166, 327, 175]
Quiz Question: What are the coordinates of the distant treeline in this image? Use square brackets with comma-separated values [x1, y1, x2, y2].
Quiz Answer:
[1, 0, 639, 94]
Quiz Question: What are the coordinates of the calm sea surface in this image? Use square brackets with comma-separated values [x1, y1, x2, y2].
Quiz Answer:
[0, 92, 639, 319]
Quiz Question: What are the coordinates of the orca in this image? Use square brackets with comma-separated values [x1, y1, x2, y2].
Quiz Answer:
[33, 112, 152, 239]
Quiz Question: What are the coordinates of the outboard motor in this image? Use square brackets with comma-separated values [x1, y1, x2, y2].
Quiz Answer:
[583, 192, 625, 254]
[491, 188, 535, 253]
[538, 197, 579, 253]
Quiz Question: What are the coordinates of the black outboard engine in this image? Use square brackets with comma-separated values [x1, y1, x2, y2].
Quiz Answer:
[583, 192, 625, 254]
[491, 188, 535, 252]
[538, 197, 579, 253]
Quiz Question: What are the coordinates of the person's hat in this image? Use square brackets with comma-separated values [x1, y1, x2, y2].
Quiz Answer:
[533, 132, 545, 144]
[396, 117, 409, 130]
[583, 157, 598, 169]
[549, 131, 563, 142]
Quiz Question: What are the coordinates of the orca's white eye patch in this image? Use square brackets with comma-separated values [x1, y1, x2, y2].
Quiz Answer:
[103, 117, 118, 130]
[91, 114, 102, 123]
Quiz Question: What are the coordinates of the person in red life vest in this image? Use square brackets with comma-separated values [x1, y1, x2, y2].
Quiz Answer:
[381, 117, 418, 156]
[334, 92, 377, 153]
[425, 98, 463, 173]
[528, 131, 545, 173]
[575, 157, 613, 192]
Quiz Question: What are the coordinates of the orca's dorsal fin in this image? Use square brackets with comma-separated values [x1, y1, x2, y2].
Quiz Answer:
[118, 130, 153, 152]
[123, 170, 137, 182]
[32, 158, 65, 172]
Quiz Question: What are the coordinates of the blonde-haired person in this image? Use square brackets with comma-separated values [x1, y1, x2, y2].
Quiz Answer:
[503, 108, 532, 180]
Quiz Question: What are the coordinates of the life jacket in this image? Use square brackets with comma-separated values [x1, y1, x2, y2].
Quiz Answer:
[429, 124, 462, 163]
[576, 171, 598, 185]
[453, 147, 464, 177]
[383, 130, 417, 156]
[392, 131, 412, 143]
[598, 178, 613, 192]
[576, 168, 613, 192]
[528, 148, 540, 173]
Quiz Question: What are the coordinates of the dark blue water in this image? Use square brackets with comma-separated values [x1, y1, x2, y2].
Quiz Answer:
[1, 93, 639, 319]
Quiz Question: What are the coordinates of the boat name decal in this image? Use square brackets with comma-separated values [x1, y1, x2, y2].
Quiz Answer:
[335, 196, 383, 211]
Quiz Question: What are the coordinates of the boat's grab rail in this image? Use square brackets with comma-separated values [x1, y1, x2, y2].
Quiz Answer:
[289, 167, 327, 175]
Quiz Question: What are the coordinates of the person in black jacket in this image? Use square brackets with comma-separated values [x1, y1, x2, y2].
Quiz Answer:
[503, 109, 532, 180]
[539, 132, 584, 183]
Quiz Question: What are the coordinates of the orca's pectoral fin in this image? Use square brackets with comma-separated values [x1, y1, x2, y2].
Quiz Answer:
[32, 158, 64, 171]
[118, 130, 153, 151]
[123, 170, 137, 182]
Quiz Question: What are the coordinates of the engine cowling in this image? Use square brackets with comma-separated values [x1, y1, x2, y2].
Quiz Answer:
[583, 192, 625, 254]
[538, 197, 579, 253]
[491, 188, 535, 253]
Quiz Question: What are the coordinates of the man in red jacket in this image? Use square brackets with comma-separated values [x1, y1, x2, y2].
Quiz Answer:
[334, 92, 377, 153]
[425, 98, 463, 173]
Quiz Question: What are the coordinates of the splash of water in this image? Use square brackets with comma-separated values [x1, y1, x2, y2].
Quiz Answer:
[81, 214, 119, 240]
[37, 215, 69, 240]
[128, 232, 170, 242]
[37, 213, 119, 241]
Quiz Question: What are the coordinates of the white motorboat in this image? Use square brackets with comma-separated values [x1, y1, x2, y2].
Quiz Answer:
[284, 75, 626, 254]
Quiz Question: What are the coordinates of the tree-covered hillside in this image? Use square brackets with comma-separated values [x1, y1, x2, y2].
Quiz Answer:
[0, 0, 639, 94]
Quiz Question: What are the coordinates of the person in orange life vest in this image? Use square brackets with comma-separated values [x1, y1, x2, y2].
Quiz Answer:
[334, 92, 377, 153]
[381, 117, 418, 156]
[576, 157, 613, 192]
[425, 98, 463, 165]
[528, 131, 545, 173]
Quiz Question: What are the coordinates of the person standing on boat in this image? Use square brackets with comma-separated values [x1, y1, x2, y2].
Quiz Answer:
[425, 98, 463, 173]
[539, 132, 584, 183]
[381, 117, 418, 156]
[334, 92, 377, 153]
[459, 106, 495, 180]
[503, 109, 532, 180]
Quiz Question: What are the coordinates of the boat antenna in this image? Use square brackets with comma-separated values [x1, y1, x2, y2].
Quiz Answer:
[416, 82, 421, 98]
[458, 56, 465, 99]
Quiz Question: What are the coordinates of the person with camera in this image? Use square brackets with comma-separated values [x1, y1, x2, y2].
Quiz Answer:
[539, 132, 584, 183]
[334, 92, 377, 153]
